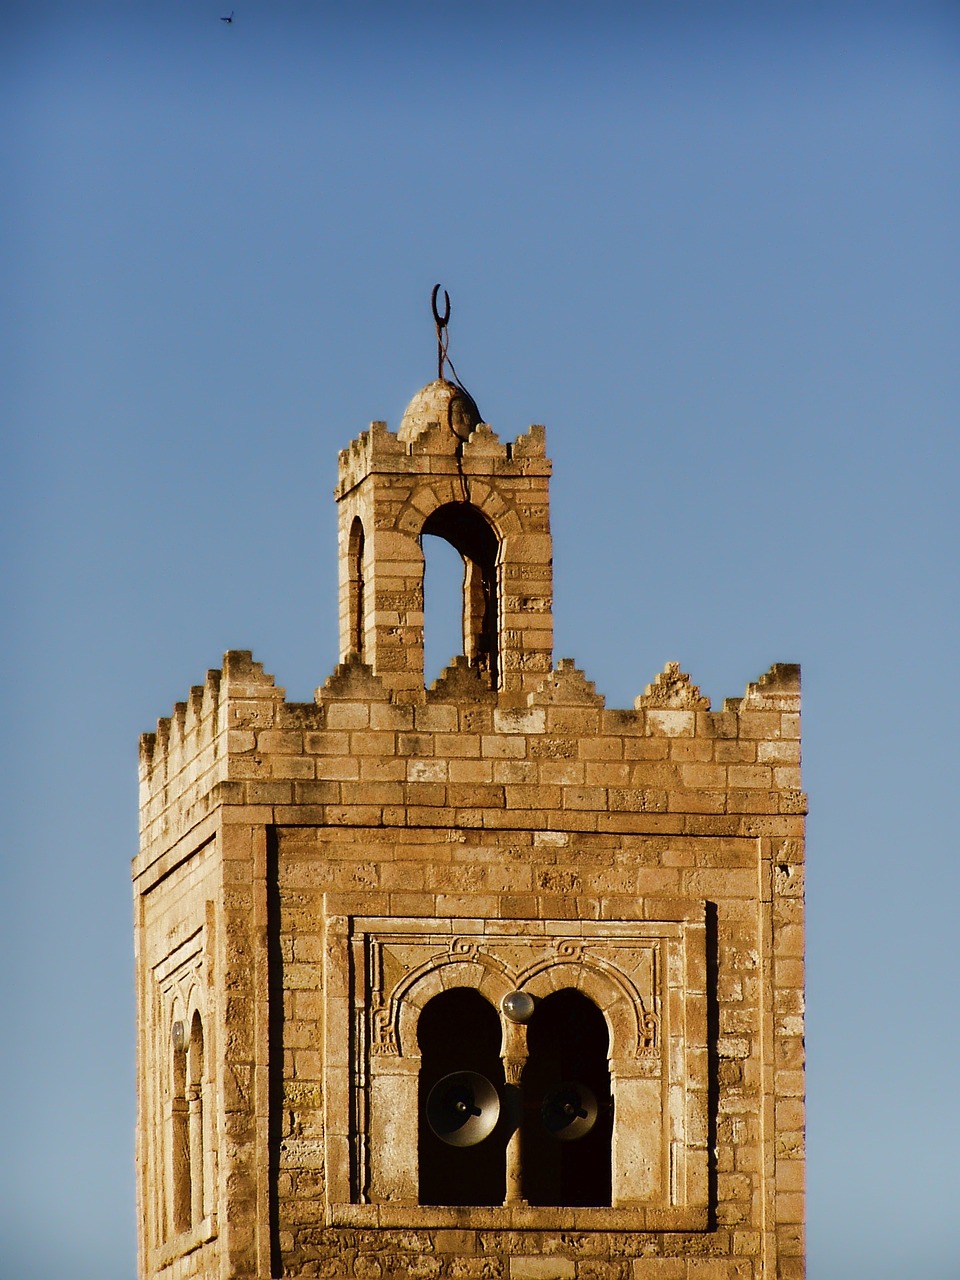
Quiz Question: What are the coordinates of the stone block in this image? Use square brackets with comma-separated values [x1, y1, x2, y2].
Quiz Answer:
[645, 710, 695, 737]
[585, 761, 632, 787]
[361, 756, 407, 781]
[670, 739, 714, 763]
[324, 702, 370, 729]
[448, 759, 495, 783]
[510, 1259, 575, 1279]
[272, 755, 316, 780]
[482, 735, 527, 759]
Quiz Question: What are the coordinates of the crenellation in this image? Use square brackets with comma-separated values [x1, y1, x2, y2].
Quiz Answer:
[154, 715, 171, 761]
[532, 659, 605, 706]
[637, 663, 711, 711]
[429, 655, 497, 703]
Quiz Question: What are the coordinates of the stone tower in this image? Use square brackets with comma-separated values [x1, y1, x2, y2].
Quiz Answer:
[134, 355, 806, 1280]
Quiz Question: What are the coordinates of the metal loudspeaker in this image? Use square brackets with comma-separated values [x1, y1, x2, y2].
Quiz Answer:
[426, 1071, 501, 1147]
[540, 1081, 598, 1141]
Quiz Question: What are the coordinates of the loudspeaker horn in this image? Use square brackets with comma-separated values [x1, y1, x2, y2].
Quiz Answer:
[426, 1071, 501, 1147]
[540, 1081, 598, 1141]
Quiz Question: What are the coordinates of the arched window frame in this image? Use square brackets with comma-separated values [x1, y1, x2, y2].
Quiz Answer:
[420, 502, 502, 689]
[323, 907, 708, 1231]
[375, 957, 634, 1211]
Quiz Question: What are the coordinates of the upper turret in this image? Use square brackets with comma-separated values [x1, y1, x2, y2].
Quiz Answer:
[334, 289, 553, 700]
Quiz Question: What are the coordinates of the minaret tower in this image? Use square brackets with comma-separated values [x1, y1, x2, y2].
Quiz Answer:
[134, 290, 806, 1280]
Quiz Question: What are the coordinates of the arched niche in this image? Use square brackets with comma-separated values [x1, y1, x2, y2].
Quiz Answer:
[520, 960, 663, 1206]
[416, 989, 507, 1207]
[187, 1011, 205, 1227]
[520, 989, 612, 1207]
[170, 1006, 191, 1235]
[366, 958, 511, 1205]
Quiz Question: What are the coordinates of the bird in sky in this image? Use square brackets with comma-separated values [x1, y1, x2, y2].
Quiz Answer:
[221, 10, 234, 22]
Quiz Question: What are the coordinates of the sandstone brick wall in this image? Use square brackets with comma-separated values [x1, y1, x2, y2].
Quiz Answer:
[135, 650, 804, 1280]
[135, 396, 803, 1280]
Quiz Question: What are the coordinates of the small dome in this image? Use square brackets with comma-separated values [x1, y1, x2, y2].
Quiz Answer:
[398, 378, 482, 443]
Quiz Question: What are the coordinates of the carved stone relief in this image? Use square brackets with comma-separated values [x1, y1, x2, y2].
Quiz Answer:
[322, 903, 708, 1231]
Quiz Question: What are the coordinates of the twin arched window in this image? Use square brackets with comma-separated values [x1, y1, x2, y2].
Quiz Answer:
[416, 987, 612, 1208]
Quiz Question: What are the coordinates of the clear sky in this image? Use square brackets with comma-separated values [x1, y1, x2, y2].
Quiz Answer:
[2, 3, 957, 1277]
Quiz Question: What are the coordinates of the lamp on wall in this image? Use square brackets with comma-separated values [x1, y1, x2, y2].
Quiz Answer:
[501, 991, 535, 1024]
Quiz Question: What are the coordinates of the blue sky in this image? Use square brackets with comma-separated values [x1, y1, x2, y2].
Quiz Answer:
[2, 3, 958, 1277]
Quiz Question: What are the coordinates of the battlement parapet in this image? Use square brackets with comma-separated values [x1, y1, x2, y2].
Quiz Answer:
[139, 654, 804, 847]
[141, 657, 801, 786]
[138, 651, 287, 850]
[335, 420, 551, 500]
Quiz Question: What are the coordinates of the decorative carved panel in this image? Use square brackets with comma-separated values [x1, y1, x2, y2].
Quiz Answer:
[322, 900, 709, 1231]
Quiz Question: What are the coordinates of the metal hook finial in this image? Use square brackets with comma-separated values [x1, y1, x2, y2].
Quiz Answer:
[431, 283, 451, 329]
[432, 283, 451, 381]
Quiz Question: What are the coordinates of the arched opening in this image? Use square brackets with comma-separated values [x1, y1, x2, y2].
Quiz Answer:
[520, 989, 612, 1206]
[422, 535, 464, 687]
[171, 1028, 191, 1234]
[187, 1012, 205, 1227]
[347, 517, 366, 659]
[421, 503, 500, 688]
[417, 988, 507, 1206]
